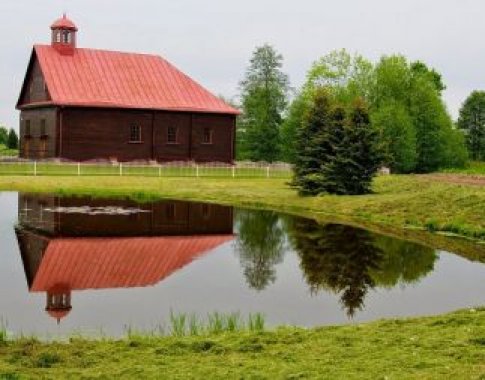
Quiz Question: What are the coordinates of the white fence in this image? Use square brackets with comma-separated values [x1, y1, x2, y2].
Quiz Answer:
[0, 160, 293, 179]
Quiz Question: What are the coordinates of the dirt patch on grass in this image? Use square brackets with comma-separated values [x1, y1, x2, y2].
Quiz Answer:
[420, 174, 485, 186]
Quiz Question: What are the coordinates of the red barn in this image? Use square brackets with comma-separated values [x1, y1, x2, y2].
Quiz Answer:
[16, 15, 239, 162]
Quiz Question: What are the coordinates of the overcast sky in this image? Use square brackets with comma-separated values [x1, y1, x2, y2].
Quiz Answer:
[1, 0, 484, 130]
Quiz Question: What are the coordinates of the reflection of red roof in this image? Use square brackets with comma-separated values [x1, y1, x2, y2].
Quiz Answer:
[20, 45, 240, 114]
[51, 14, 78, 31]
[31, 236, 232, 291]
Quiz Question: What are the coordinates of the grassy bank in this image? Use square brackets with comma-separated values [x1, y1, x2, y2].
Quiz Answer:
[1, 174, 485, 244]
[1, 308, 484, 379]
[443, 161, 485, 175]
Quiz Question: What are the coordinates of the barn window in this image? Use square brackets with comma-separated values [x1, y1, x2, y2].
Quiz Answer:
[55, 31, 61, 43]
[24, 120, 31, 137]
[62, 30, 71, 44]
[166, 203, 176, 219]
[129, 125, 142, 143]
[40, 119, 47, 138]
[167, 126, 178, 143]
[201, 204, 211, 219]
[202, 128, 213, 144]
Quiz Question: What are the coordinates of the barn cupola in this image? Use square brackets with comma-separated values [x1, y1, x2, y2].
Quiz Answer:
[45, 285, 72, 325]
[50, 14, 78, 55]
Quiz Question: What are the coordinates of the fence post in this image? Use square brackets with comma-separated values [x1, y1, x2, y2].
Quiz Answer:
[77, 162, 81, 176]
[33, 161, 37, 176]
[196, 164, 199, 178]
[119, 162, 123, 176]
[158, 165, 162, 177]
[232, 165, 235, 178]
[266, 166, 270, 178]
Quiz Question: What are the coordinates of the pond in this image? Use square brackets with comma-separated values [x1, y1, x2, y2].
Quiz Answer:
[1, 192, 484, 337]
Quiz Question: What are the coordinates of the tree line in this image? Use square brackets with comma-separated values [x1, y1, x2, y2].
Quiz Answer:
[236, 46, 481, 173]
[0, 126, 18, 150]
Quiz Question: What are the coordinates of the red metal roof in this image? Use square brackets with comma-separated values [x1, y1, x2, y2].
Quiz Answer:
[19, 45, 240, 114]
[50, 14, 78, 31]
[31, 235, 233, 291]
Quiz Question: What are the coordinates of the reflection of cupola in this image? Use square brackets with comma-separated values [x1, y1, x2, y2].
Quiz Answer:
[46, 284, 72, 325]
[50, 14, 78, 55]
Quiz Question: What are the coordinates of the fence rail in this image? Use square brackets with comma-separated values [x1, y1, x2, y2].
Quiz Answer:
[0, 160, 293, 179]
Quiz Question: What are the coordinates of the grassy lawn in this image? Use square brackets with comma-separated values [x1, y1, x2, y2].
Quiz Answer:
[442, 161, 485, 175]
[0, 144, 18, 157]
[0, 161, 292, 178]
[1, 308, 484, 379]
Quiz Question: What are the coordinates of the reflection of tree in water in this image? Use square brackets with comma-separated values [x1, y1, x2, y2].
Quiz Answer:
[370, 236, 437, 288]
[234, 210, 285, 291]
[287, 218, 437, 317]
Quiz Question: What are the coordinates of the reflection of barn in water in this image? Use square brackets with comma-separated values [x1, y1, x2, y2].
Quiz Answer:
[16, 194, 233, 323]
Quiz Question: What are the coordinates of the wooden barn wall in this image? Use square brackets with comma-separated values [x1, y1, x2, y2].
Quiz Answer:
[61, 108, 235, 162]
[18, 58, 51, 106]
[17, 195, 233, 237]
[190, 113, 235, 162]
[19, 108, 57, 159]
[61, 108, 154, 161]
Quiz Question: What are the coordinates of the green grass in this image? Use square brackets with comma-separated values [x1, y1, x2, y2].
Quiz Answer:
[0, 162, 292, 178]
[0, 308, 484, 379]
[442, 161, 485, 175]
[0, 144, 18, 157]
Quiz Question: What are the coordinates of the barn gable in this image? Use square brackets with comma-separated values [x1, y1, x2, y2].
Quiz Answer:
[17, 49, 51, 107]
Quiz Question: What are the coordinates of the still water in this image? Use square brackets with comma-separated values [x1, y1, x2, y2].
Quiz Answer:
[1, 192, 484, 337]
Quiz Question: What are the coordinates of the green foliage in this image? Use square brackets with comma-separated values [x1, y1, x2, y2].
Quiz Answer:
[293, 90, 381, 195]
[164, 312, 264, 337]
[284, 52, 467, 171]
[292, 88, 334, 195]
[7, 129, 18, 150]
[457, 90, 485, 161]
[235, 209, 285, 290]
[304, 49, 374, 104]
[280, 94, 308, 163]
[327, 99, 381, 195]
[280, 50, 373, 163]
[371, 102, 417, 173]
[410, 60, 446, 93]
[372, 55, 466, 172]
[239, 44, 289, 162]
[247, 313, 265, 332]
[0, 127, 8, 146]
[287, 219, 437, 316]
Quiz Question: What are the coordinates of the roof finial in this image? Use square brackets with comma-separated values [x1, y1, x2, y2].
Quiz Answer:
[63, 12, 67, 19]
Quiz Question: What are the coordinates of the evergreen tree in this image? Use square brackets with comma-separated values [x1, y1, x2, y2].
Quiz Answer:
[457, 90, 485, 161]
[330, 99, 381, 195]
[292, 88, 334, 195]
[7, 129, 18, 150]
[239, 44, 289, 162]
[0, 127, 8, 146]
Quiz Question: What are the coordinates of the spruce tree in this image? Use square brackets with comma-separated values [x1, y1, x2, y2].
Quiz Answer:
[7, 129, 18, 150]
[292, 88, 333, 195]
[329, 99, 381, 195]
